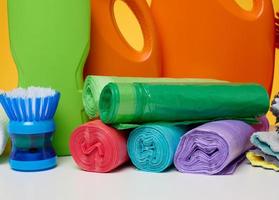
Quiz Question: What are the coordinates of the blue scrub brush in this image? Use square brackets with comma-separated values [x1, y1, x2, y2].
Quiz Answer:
[0, 87, 60, 171]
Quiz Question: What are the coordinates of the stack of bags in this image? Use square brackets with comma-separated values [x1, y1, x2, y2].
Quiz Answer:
[70, 76, 270, 174]
[246, 94, 279, 172]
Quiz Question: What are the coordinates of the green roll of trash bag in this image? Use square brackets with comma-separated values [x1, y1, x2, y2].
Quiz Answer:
[8, 0, 90, 155]
[99, 83, 269, 129]
[83, 75, 225, 119]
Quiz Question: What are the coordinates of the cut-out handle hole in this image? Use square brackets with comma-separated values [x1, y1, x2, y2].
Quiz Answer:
[114, 0, 144, 52]
[235, 0, 254, 11]
[218, 0, 262, 20]
[146, 0, 152, 6]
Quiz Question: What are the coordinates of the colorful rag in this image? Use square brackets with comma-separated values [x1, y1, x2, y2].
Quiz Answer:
[127, 124, 186, 172]
[250, 131, 279, 160]
[250, 149, 279, 166]
[99, 82, 269, 129]
[0, 105, 8, 155]
[174, 118, 269, 175]
[246, 151, 279, 172]
[83, 75, 224, 119]
[70, 120, 129, 173]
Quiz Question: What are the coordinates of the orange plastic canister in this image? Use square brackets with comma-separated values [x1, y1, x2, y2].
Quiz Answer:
[151, 0, 275, 93]
[84, 0, 161, 77]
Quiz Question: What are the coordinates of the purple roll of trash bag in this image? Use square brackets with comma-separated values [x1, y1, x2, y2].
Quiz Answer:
[174, 117, 269, 175]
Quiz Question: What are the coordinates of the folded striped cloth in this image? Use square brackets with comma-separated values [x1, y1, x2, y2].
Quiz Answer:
[249, 149, 279, 166]
[250, 131, 279, 160]
[246, 149, 279, 172]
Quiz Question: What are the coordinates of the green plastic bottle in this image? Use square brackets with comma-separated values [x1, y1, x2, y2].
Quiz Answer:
[8, 0, 90, 156]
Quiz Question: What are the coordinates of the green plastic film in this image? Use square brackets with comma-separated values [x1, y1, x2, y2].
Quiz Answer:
[83, 75, 225, 119]
[99, 83, 270, 127]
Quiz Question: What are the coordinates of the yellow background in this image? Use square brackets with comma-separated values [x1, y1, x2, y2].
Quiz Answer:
[0, 0, 278, 124]
[269, 0, 279, 124]
[0, 0, 17, 91]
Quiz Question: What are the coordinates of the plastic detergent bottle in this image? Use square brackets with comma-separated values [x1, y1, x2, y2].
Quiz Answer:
[7, 0, 91, 156]
[151, 0, 275, 93]
[84, 0, 161, 77]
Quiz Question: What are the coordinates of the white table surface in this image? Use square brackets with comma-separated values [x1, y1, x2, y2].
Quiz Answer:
[0, 156, 278, 200]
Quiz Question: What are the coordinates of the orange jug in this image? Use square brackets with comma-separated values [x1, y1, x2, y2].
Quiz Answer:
[84, 0, 161, 77]
[0, 0, 17, 91]
[151, 0, 275, 93]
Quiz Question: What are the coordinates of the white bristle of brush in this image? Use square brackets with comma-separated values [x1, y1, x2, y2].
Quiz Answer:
[10, 87, 56, 118]
[6, 87, 56, 99]
[1, 87, 59, 122]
